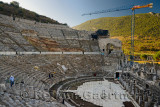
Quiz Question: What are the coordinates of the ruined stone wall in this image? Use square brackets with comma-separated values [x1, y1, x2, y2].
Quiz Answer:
[0, 14, 97, 52]
[120, 72, 160, 107]
[98, 38, 122, 52]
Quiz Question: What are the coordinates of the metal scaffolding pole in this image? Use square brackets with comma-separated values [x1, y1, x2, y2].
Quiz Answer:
[130, 10, 135, 66]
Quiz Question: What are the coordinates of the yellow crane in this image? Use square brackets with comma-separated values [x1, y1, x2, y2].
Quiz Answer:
[82, 3, 153, 66]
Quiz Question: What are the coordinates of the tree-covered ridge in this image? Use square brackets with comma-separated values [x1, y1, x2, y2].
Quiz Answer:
[0, 1, 61, 24]
[74, 13, 160, 58]
[74, 13, 160, 38]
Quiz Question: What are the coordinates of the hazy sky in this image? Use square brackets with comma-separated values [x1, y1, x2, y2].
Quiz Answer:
[1, 0, 160, 27]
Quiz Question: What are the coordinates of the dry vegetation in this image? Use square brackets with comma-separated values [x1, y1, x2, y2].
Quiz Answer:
[25, 37, 83, 52]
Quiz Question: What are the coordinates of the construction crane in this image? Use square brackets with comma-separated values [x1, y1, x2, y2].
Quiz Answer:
[82, 3, 153, 66]
[130, 3, 153, 66]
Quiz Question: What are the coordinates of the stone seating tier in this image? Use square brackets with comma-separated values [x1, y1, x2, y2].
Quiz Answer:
[0, 54, 105, 106]
[0, 14, 99, 52]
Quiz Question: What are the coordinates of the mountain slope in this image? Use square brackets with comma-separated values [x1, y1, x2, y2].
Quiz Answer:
[74, 13, 160, 56]
[74, 13, 160, 38]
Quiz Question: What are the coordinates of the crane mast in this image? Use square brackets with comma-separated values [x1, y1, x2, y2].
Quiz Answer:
[130, 3, 153, 65]
[82, 3, 153, 66]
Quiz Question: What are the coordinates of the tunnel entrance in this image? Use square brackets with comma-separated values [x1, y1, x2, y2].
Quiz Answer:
[106, 43, 116, 54]
[116, 72, 120, 78]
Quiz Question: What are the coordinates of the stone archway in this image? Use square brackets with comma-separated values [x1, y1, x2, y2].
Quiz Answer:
[98, 38, 122, 54]
[106, 43, 116, 54]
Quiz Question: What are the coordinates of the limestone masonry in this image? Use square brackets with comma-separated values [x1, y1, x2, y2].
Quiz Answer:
[0, 14, 159, 107]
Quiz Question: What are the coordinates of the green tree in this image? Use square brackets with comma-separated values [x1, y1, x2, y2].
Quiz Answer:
[140, 54, 148, 60]
[0, 1, 60, 24]
[153, 51, 160, 61]
[10, 1, 19, 7]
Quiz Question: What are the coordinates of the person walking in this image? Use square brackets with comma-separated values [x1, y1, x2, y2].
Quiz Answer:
[10, 75, 14, 87]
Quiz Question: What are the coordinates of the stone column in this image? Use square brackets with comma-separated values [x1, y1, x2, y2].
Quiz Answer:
[136, 88, 140, 102]
[147, 95, 152, 107]
[138, 89, 144, 106]
[134, 87, 138, 100]
[144, 91, 148, 102]
[141, 90, 145, 107]
[158, 96, 160, 106]
[126, 83, 129, 91]
[128, 85, 131, 93]
[144, 101, 148, 107]
[124, 81, 126, 90]
[138, 96, 142, 106]
[151, 93, 159, 107]
[131, 84, 134, 95]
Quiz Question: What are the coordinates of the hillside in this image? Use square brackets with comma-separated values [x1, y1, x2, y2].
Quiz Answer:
[0, 1, 61, 24]
[74, 13, 160, 56]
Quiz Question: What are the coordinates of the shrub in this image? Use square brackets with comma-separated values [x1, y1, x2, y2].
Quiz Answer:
[140, 46, 148, 51]
[0, 1, 60, 24]
[153, 51, 160, 61]
[140, 54, 148, 60]
[10, 1, 19, 7]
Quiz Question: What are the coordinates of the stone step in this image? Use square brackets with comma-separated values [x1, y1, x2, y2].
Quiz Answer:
[0, 67, 15, 75]
[38, 82, 45, 91]
[27, 77, 35, 86]
[24, 76, 33, 86]
[14, 73, 25, 83]
[34, 80, 39, 88]
[29, 71, 43, 80]
[1, 69, 17, 78]
[0, 66, 11, 72]
[37, 73, 47, 81]
[23, 75, 30, 85]
[24, 72, 41, 86]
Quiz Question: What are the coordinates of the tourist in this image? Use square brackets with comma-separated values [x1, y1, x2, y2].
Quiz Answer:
[101, 49, 105, 55]
[62, 99, 64, 104]
[9, 75, 14, 87]
[49, 73, 51, 78]
[12, 14, 15, 21]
